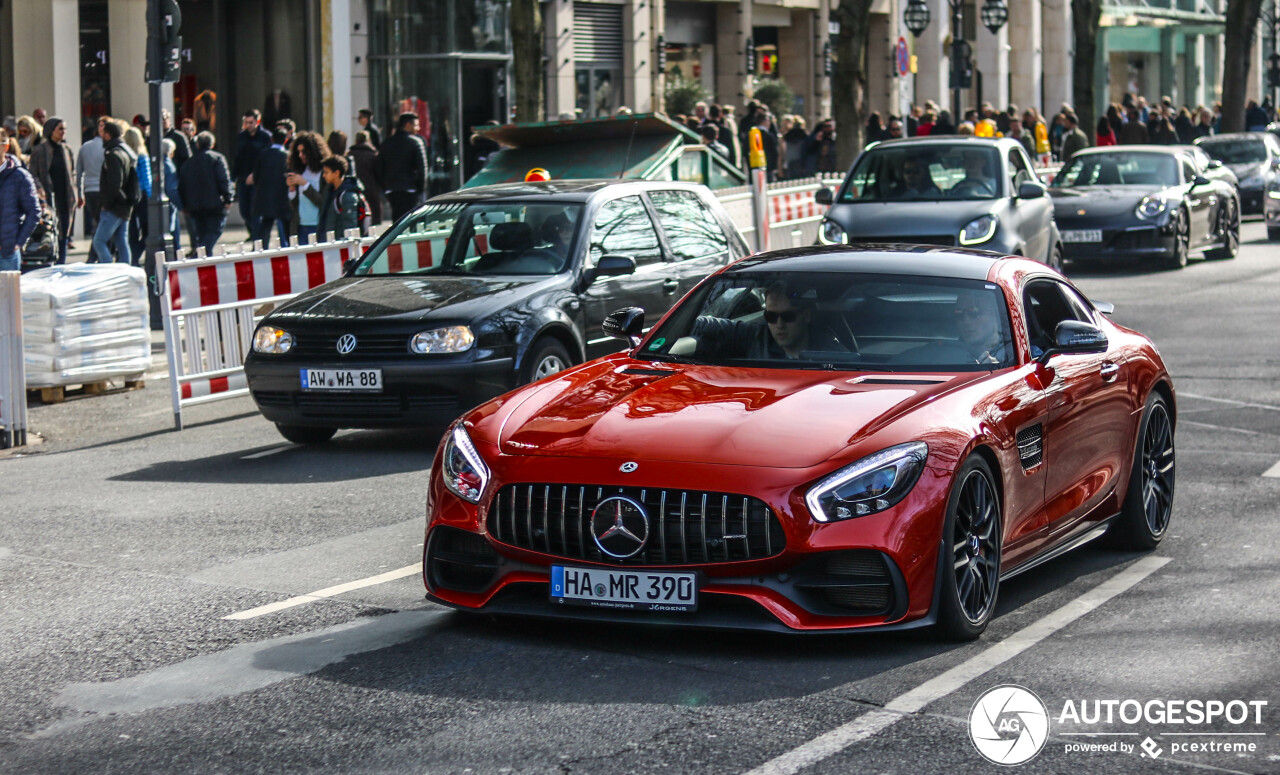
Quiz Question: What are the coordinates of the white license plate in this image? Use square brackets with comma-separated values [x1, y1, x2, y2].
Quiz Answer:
[300, 368, 383, 392]
[1062, 229, 1103, 243]
[550, 566, 697, 612]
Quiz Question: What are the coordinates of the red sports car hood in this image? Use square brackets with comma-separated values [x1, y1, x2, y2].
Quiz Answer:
[493, 360, 975, 469]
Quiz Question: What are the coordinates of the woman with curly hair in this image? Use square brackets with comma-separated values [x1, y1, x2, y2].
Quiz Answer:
[286, 131, 330, 243]
[15, 115, 42, 156]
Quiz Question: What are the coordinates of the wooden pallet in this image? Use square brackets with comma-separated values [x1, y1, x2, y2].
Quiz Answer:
[28, 378, 146, 405]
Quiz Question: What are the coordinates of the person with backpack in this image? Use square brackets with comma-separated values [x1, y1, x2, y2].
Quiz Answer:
[91, 120, 137, 264]
[0, 150, 41, 271]
[316, 155, 367, 241]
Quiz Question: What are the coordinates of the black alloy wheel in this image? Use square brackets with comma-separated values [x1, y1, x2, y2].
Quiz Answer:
[1110, 393, 1176, 550]
[1206, 198, 1239, 260]
[276, 424, 338, 444]
[1164, 211, 1189, 270]
[937, 455, 1002, 641]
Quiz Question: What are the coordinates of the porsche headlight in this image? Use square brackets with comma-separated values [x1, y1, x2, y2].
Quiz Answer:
[441, 423, 490, 504]
[959, 214, 998, 245]
[1135, 195, 1168, 219]
[805, 442, 929, 522]
[252, 326, 294, 354]
[412, 326, 475, 354]
[820, 219, 848, 245]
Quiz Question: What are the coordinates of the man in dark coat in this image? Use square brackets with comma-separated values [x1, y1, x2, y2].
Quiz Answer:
[0, 152, 41, 271]
[250, 126, 293, 246]
[357, 109, 382, 149]
[162, 109, 191, 170]
[348, 131, 383, 224]
[232, 109, 271, 240]
[376, 112, 428, 222]
[27, 117, 80, 263]
[91, 120, 138, 264]
[179, 131, 233, 254]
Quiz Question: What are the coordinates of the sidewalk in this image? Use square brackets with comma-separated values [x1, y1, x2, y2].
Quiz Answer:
[65, 223, 255, 264]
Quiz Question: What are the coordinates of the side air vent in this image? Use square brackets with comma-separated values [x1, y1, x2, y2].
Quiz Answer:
[1017, 423, 1043, 469]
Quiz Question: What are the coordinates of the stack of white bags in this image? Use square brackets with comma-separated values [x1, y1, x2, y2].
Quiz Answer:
[21, 264, 151, 388]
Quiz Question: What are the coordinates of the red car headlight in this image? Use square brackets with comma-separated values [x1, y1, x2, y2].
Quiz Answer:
[805, 442, 929, 522]
[442, 423, 490, 504]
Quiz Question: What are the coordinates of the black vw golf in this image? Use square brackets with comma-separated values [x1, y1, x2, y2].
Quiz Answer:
[243, 180, 749, 443]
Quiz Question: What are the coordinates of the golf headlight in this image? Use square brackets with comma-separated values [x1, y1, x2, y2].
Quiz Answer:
[820, 219, 847, 245]
[805, 442, 928, 522]
[959, 214, 998, 245]
[252, 326, 294, 354]
[441, 423, 489, 504]
[1135, 195, 1168, 219]
[412, 326, 475, 354]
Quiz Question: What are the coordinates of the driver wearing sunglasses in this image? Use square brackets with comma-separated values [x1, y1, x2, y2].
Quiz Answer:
[692, 281, 843, 361]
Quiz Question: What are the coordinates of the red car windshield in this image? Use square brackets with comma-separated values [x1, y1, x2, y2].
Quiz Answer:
[642, 272, 1015, 372]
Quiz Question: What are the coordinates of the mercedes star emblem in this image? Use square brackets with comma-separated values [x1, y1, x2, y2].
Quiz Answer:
[620, 462, 639, 473]
[590, 496, 649, 558]
[336, 334, 358, 355]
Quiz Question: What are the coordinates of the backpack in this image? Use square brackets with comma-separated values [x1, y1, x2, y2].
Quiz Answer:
[334, 182, 371, 236]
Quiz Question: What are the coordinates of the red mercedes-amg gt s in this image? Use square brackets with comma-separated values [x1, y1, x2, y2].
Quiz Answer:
[423, 246, 1175, 640]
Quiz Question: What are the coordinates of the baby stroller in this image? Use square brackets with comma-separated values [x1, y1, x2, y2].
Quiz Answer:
[21, 202, 58, 272]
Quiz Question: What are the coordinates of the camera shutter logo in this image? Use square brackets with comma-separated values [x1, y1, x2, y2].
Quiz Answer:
[969, 685, 1050, 765]
[336, 334, 358, 355]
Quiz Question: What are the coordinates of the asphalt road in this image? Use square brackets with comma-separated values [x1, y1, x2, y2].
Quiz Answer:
[2, 223, 1278, 774]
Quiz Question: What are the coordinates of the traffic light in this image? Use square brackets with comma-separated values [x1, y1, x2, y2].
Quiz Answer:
[950, 41, 973, 90]
[1269, 53, 1280, 91]
[147, 0, 182, 84]
[745, 37, 757, 75]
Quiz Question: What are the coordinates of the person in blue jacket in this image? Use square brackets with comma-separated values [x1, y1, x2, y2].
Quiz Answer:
[0, 151, 41, 271]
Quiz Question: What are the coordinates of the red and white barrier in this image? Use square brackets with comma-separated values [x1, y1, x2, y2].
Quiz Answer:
[0, 271, 27, 448]
[717, 176, 836, 253]
[159, 232, 377, 429]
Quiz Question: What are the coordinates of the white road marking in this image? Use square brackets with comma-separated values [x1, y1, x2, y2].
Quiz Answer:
[743, 556, 1172, 775]
[1262, 460, 1280, 478]
[223, 563, 422, 620]
[1179, 391, 1280, 413]
[241, 445, 291, 459]
[1181, 420, 1266, 437]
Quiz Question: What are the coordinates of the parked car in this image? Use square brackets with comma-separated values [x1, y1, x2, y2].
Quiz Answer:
[423, 245, 1175, 640]
[1193, 132, 1280, 215]
[243, 180, 749, 443]
[1176, 144, 1239, 191]
[1267, 174, 1280, 241]
[1049, 146, 1239, 269]
[815, 137, 1062, 269]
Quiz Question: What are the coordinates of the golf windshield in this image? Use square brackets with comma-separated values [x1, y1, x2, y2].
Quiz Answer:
[641, 271, 1016, 372]
[351, 202, 583, 276]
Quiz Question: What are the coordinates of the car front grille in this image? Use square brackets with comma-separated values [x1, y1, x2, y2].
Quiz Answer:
[251, 389, 459, 418]
[793, 550, 897, 616]
[486, 484, 786, 566]
[290, 333, 412, 358]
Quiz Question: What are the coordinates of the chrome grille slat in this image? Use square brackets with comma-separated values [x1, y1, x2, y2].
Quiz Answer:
[486, 484, 784, 566]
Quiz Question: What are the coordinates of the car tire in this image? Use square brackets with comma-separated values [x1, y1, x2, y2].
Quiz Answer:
[1205, 198, 1239, 260]
[276, 424, 337, 444]
[1163, 211, 1189, 270]
[1108, 392, 1175, 551]
[520, 337, 573, 384]
[1048, 243, 1066, 272]
[935, 454, 1002, 642]
[1268, 227, 1280, 242]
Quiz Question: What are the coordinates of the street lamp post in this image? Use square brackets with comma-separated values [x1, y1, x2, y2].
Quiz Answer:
[1265, 0, 1280, 115]
[903, 0, 1008, 120]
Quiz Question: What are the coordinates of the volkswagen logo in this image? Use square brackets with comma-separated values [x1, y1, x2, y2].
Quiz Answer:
[620, 462, 639, 473]
[968, 685, 1050, 765]
[336, 334, 358, 355]
[590, 496, 649, 559]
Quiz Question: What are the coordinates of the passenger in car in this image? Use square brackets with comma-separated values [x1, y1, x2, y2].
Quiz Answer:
[954, 289, 1013, 365]
[539, 212, 574, 259]
[692, 282, 846, 360]
[893, 159, 942, 199]
[951, 150, 997, 197]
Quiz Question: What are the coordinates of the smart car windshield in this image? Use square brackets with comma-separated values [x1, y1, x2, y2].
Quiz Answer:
[642, 271, 1016, 372]
[1197, 139, 1268, 165]
[840, 146, 1002, 202]
[351, 202, 583, 276]
[1053, 151, 1180, 187]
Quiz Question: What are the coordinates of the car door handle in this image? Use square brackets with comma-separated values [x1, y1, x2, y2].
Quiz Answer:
[663, 279, 679, 294]
[1100, 361, 1119, 383]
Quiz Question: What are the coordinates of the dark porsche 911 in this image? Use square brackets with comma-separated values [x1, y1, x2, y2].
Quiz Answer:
[1050, 146, 1239, 269]
[243, 180, 749, 443]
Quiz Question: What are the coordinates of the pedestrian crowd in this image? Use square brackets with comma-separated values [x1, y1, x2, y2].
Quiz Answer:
[0, 105, 410, 270]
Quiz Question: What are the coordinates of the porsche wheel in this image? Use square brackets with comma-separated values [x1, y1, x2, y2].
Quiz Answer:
[1110, 393, 1175, 550]
[1048, 243, 1066, 273]
[520, 337, 573, 384]
[1205, 198, 1239, 260]
[936, 455, 1002, 641]
[1269, 227, 1280, 242]
[1163, 211, 1189, 270]
[276, 425, 337, 444]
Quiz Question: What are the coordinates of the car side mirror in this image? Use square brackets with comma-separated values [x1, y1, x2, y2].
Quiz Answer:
[1193, 175, 1210, 187]
[814, 188, 834, 205]
[1017, 181, 1047, 199]
[1207, 159, 1223, 169]
[583, 253, 636, 289]
[1035, 320, 1109, 364]
[603, 307, 645, 348]
[1090, 299, 1115, 315]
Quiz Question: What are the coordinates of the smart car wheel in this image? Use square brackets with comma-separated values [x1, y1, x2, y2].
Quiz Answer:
[521, 337, 573, 384]
[936, 455, 1002, 641]
[1268, 227, 1280, 242]
[1206, 198, 1239, 260]
[1109, 393, 1175, 551]
[275, 425, 337, 444]
[1164, 211, 1189, 270]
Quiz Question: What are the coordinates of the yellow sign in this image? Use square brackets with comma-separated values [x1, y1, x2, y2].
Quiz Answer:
[748, 128, 766, 170]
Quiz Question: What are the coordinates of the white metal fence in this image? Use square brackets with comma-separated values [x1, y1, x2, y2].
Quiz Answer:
[0, 271, 27, 448]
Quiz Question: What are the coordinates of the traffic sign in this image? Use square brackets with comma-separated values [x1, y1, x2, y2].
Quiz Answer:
[896, 37, 909, 77]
